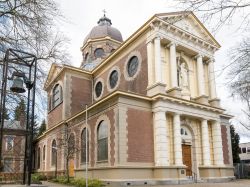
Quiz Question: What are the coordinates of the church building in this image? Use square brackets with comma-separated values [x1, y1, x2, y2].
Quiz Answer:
[35, 11, 235, 185]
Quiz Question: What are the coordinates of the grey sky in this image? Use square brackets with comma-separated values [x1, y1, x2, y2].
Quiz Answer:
[55, 0, 249, 142]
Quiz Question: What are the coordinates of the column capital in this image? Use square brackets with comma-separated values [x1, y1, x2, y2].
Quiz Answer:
[166, 41, 177, 48]
[194, 53, 204, 60]
[206, 58, 215, 64]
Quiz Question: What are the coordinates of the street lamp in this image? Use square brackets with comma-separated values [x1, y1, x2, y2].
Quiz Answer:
[52, 146, 58, 178]
[0, 49, 37, 186]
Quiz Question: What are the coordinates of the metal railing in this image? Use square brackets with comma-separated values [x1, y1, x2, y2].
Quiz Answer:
[186, 168, 198, 183]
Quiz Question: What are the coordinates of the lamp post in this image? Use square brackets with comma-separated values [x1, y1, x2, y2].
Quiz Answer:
[52, 146, 58, 178]
[85, 104, 88, 187]
[0, 49, 37, 186]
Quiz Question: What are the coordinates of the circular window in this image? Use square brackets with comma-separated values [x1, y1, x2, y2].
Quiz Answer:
[109, 70, 118, 89]
[95, 81, 103, 98]
[94, 48, 104, 58]
[127, 56, 139, 77]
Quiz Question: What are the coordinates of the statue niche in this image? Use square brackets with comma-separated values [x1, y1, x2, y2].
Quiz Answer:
[177, 56, 190, 100]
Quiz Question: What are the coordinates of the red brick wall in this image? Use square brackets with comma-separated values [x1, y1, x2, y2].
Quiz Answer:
[47, 103, 63, 129]
[94, 41, 148, 99]
[221, 125, 230, 164]
[70, 76, 92, 115]
[127, 108, 154, 162]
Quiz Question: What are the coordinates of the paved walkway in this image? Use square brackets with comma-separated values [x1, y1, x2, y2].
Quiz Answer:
[1, 180, 250, 187]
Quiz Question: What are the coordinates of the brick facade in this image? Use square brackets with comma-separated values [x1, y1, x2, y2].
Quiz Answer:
[70, 76, 92, 115]
[221, 125, 230, 165]
[127, 108, 154, 163]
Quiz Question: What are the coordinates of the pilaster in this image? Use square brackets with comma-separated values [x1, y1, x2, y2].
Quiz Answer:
[167, 42, 181, 97]
[201, 119, 211, 166]
[153, 109, 169, 166]
[194, 54, 208, 104]
[173, 113, 183, 165]
[212, 121, 224, 165]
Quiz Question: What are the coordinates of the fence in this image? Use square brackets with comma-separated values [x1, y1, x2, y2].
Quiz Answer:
[234, 163, 250, 179]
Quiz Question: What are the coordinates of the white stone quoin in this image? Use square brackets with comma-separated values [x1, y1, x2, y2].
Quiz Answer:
[153, 110, 169, 166]
[201, 119, 211, 165]
[173, 113, 183, 165]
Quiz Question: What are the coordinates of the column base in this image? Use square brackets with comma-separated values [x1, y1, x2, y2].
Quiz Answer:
[209, 98, 221, 108]
[167, 87, 182, 98]
[194, 95, 209, 105]
[147, 83, 166, 96]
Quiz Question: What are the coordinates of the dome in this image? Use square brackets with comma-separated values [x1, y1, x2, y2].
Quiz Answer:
[83, 14, 123, 44]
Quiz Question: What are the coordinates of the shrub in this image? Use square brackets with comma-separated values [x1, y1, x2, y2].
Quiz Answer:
[52, 176, 104, 187]
[31, 173, 46, 184]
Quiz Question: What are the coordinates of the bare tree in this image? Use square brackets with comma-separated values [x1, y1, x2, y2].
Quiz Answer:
[57, 124, 80, 183]
[229, 38, 250, 130]
[175, 0, 250, 32]
[175, 0, 250, 130]
[0, 0, 71, 118]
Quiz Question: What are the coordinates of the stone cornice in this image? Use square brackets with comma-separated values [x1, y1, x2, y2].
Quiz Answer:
[37, 90, 226, 140]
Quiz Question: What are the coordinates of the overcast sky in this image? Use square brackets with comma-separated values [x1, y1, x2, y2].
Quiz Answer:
[55, 0, 249, 142]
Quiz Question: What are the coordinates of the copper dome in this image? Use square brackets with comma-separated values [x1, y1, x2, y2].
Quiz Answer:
[83, 15, 123, 44]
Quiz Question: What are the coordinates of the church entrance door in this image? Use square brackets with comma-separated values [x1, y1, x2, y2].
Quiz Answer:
[182, 144, 192, 176]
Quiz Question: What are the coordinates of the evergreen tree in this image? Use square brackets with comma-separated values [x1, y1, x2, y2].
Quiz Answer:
[14, 99, 26, 120]
[36, 119, 46, 138]
[230, 125, 241, 163]
[3, 107, 10, 120]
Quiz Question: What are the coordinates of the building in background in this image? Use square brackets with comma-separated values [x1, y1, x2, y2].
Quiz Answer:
[239, 142, 250, 163]
[34, 11, 234, 185]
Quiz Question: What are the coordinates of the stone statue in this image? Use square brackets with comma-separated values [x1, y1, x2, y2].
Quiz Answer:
[180, 62, 189, 90]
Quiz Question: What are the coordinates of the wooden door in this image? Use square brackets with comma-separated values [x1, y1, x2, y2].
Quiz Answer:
[182, 144, 192, 176]
[69, 159, 74, 177]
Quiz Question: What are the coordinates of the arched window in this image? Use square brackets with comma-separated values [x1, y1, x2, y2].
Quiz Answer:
[37, 147, 41, 169]
[68, 133, 75, 158]
[97, 121, 108, 161]
[43, 145, 46, 161]
[52, 84, 62, 108]
[51, 140, 57, 166]
[81, 128, 89, 163]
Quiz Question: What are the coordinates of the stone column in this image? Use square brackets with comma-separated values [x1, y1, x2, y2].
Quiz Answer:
[201, 119, 211, 165]
[208, 59, 217, 99]
[154, 110, 169, 166]
[169, 42, 178, 88]
[153, 110, 169, 166]
[147, 40, 154, 86]
[173, 113, 183, 165]
[212, 120, 224, 165]
[154, 36, 162, 83]
[196, 54, 205, 96]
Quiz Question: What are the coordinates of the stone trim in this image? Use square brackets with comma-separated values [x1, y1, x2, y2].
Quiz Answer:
[94, 78, 104, 101]
[106, 66, 121, 92]
[79, 124, 91, 168]
[94, 114, 111, 167]
[124, 51, 142, 81]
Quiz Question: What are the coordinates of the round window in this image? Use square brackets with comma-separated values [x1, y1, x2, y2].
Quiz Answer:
[94, 48, 105, 58]
[127, 56, 139, 77]
[109, 70, 118, 89]
[95, 81, 103, 98]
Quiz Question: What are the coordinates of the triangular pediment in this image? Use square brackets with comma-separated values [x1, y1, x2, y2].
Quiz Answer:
[156, 12, 220, 48]
[44, 63, 63, 90]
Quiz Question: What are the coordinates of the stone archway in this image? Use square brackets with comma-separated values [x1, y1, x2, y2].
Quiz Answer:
[181, 126, 192, 176]
[180, 118, 199, 179]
